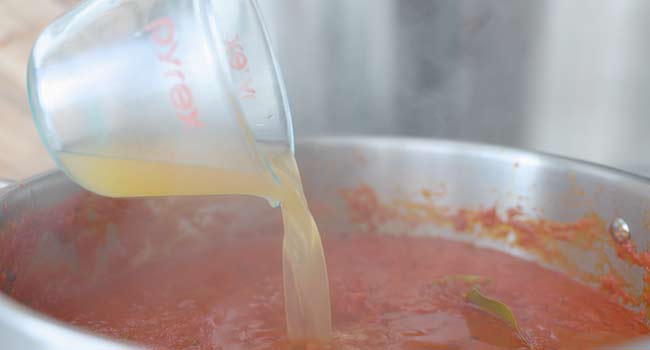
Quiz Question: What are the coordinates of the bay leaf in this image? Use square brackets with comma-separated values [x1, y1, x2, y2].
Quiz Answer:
[465, 287, 529, 346]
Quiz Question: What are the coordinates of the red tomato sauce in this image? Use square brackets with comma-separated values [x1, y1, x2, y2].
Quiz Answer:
[17, 234, 647, 350]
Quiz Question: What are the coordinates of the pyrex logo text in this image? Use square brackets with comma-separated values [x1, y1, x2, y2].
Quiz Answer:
[145, 18, 203, 129]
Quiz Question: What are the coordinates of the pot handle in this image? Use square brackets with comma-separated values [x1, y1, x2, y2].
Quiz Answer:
[0, 178, 14, 193]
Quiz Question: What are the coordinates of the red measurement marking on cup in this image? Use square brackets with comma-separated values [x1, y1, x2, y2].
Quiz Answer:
[145, 18, 203, 129]
[226, 35, 256, 100]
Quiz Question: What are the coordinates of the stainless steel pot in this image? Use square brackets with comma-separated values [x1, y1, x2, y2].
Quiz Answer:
[1, 137, 650, 349]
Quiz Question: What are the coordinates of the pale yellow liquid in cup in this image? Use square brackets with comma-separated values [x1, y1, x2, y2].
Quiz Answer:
[56, 150, 332, 342]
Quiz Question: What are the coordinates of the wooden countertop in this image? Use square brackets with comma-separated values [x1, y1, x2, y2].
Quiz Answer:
[0, 1, 79, 180]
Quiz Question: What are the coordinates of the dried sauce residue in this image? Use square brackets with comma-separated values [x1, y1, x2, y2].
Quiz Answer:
[600, 273, 636, 306]
[341, 184, 600, 259]
[340, 185, 397, 232]
[341, 184, 650, 321]
[609, 239, 650, 320]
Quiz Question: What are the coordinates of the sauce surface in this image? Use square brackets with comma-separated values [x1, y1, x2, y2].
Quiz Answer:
[20, 234, 647, 350]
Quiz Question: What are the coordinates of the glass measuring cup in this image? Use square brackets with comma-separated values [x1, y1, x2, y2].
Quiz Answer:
[27, 0, 293, 198]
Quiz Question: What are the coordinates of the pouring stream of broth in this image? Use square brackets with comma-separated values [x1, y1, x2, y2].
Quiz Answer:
[55, 148, 332, 342]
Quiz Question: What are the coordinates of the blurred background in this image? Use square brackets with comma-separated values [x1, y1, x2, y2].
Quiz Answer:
[2, 0, 650, 178]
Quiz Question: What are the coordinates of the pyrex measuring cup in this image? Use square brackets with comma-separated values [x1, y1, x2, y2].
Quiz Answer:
[27, 0, 293, 197]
